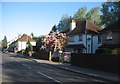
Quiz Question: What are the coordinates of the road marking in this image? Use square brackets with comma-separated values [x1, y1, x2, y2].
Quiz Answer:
[14, 59, 20, 62]
[27, 66, 32, 69]
[20, 63, 62, 83]
[10, 57, 20, 62]
[37, 71, 62, 83]
[10, 57, 14, 59]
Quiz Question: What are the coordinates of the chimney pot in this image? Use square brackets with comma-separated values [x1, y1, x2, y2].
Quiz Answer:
[70, 19, 76, 31]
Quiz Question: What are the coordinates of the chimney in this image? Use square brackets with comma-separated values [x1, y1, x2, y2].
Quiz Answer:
[30, 33, 34, 38]
[18, 34, 21, 39]
[70, 19, 76, 31]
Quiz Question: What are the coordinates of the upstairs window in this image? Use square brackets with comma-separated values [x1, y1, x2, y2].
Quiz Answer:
[106, 31, 112, 40]
[79, 35, 82, 41]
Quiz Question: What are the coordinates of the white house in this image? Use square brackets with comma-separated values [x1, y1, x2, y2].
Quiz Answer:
[8, 34, 36, 52]
[61, 19, 102, 53]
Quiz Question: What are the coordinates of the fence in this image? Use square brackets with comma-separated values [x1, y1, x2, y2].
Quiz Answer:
[71, 53, 119, 73]
[32, 52, 49, 60]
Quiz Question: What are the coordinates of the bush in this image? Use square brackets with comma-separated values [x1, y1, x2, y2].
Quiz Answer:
[117, 48, 120, 54]
[95, 48, 112, 53]
[21, 49, 25, 54]
[112, 48, 120, 54]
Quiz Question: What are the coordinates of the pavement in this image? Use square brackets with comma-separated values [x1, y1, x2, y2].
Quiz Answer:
[13, 53, 119, 82]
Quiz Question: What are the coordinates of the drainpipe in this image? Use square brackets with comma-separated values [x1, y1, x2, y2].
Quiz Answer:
[85, 30, 87, 53]
[85, 21, 87, 53]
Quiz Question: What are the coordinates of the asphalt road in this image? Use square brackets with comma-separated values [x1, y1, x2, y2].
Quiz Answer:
[1, 52, 109, 83]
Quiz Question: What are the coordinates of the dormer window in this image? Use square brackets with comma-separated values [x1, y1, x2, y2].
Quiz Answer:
[106, 31, 112, 40]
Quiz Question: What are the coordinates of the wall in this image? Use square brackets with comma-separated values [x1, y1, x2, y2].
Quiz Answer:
[18, 41, 27, 51]
[30, 42, 36, 46]
[18, 41, 36, 51]
[92, 35, 101, 53]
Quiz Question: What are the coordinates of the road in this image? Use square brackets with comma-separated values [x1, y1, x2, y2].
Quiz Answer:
[1, 52, 109, 83]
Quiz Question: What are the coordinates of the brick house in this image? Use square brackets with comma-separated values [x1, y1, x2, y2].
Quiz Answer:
[99, 20, 120, 54]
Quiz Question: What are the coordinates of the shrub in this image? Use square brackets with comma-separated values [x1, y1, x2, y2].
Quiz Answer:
[117, 48, 120, 54]
[112, 48, 120, 54]
[21, 49, 25, 54]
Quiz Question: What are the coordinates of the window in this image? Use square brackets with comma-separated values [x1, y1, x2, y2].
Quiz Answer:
[79, 35, 82, 41]
[69, 36, 74, 42]
[106, 31, 112, 40]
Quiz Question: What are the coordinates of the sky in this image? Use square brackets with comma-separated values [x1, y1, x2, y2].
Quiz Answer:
[1, 1, 104, 42]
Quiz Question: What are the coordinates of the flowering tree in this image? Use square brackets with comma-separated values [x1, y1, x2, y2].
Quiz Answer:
[41, 32, 68, 61]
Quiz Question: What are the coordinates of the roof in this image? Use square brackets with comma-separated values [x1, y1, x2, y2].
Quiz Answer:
[101, 20, 120, 33]
[66, 44, 86, 49]
[98, 44, 120, 49]
[86, 20, 100, 33]
[68, 20, 100, 35]
[17, 34, 36, 42]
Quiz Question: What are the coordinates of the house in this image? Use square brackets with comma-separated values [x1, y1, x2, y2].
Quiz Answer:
[61, 19, 102, 53]
[99, 20, 120, 54]
[8, 34, 36, 52]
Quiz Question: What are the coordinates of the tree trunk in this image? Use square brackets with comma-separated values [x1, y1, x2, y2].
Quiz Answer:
[49, 51, 52, 62]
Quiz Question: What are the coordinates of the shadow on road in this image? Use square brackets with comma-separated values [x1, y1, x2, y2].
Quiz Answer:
[2, 55, 62, 83]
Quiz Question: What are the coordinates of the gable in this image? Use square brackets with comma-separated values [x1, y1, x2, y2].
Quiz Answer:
[18, 34, 36, 42]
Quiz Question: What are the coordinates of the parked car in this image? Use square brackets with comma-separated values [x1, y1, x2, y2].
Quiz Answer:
[62, 52, 71, 63]
[52, 51, 71, 63]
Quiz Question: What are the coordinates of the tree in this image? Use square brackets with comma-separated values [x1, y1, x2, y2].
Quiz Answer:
[26, 40, 33, 56]
[27, 40, 33, 51]
[57, 14, 72, 32]
[86, 7, 101, 27]
[101, 0, 120, 27]
[30, 32, 35, 39]
[57, 6, 102, 31]
[73, 6, 87, 22]
[36, 35, 44, 51]
[49, 25, 57, 33]
[41, 32, 68, 61]
[2, 36, 7, 50]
